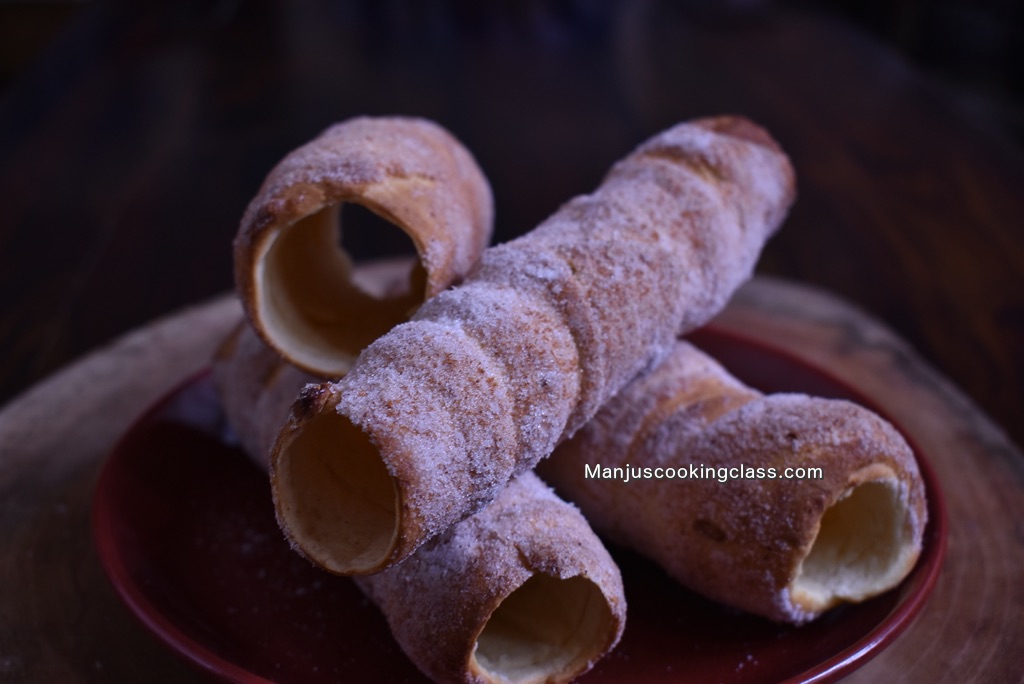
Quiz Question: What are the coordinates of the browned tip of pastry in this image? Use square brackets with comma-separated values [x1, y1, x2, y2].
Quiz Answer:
[728, 397, 929, 621]
[790, 463, 923, 614]
[469, 573, 622, 684]
[270, 382, 400, 574]
[691, 114, 780, 151]
[234, 116, 493, 378]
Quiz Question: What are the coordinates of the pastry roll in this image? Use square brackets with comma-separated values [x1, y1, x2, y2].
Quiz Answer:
[362, 472, 625, 684]
[271, 115, 797, 575]
[212, 326, 626, 684]
[538, 340, 928, 624]
[234, 116, 493, 378]
[213, 321, 316, 468]
[215, 259, 417, 466]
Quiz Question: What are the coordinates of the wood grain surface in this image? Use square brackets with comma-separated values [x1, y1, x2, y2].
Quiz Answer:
[0, 277, 1021, 683]
[0, 297, 240, 683]
[716, 278, 1024, 684]
[1, 1, 1022, 682]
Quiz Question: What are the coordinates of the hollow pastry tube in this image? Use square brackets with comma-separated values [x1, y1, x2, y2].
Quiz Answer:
[538, 340, 928, 624]
[362, 471, 625, 684]
[234, 116, 493, 377]
[212, 325, 626, 684]
[271, 115, 797, 575]
[215, 259, 418, 466]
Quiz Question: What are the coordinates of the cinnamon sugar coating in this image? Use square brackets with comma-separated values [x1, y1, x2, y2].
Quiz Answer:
[271, 115, 797, 574]
[213, 325, 625, 684]
[234, 116, 493, 377]
[212, 322, 320, 466]
[539, 341, 928, 624]
[359, 472, 625, 684]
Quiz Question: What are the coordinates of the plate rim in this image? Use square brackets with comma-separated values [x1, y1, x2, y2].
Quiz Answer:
[687, 325, 948, 683]
[91, 368, 277, 684]
[91, 324, 948, 684]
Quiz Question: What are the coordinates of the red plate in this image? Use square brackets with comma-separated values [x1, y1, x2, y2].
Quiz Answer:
[92, 325, 946, 683]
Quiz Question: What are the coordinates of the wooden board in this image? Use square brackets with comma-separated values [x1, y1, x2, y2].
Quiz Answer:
[0, 277, 1021, 683]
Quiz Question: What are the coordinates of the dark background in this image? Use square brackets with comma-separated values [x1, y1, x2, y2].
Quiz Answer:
[4, 1, 1020, 140]
[1, 0, 1022, 443]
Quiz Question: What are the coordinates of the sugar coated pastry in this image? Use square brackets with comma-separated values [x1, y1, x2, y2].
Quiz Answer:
[361, 471, 625, 684]
[213, 322, 318, 467]
[539, 340, 928, 624]
[215, 259, 419, 466]
[212, 325, 626, 684]
[234, 116, 493, 377]
[270, 115, 798, 575]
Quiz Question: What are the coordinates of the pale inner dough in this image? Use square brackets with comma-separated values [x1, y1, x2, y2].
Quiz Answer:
[792, 478, 915, 610]
[256, 204, 424, 376]
[276, 408, 398, 574]
[472, 575, 612, 684]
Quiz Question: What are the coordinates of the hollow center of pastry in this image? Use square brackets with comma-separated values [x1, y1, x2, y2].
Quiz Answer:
[792, 479, 914, 610]
[257, 204, 425, 376]
[276, 408, 398, 574]
[472, 574, 613, 684]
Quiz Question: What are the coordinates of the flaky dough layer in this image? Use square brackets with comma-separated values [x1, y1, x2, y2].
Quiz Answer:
[235, 116, 493, 377]
[213, 322, 318, 466]
[360, 471, 625, 684]
[212, 325, 625, 684]
[271, 115, 797, 575]
[539, 340, 928, 624]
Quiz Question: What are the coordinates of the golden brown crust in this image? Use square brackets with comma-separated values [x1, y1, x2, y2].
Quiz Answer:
[271, 115, 797, 575]
[538, 341, 928, 624]
[211, 322, 319, 468]
[358, 472, 625, 684]
[234, 116, 493, 377]
[213, 328, 625, 684]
